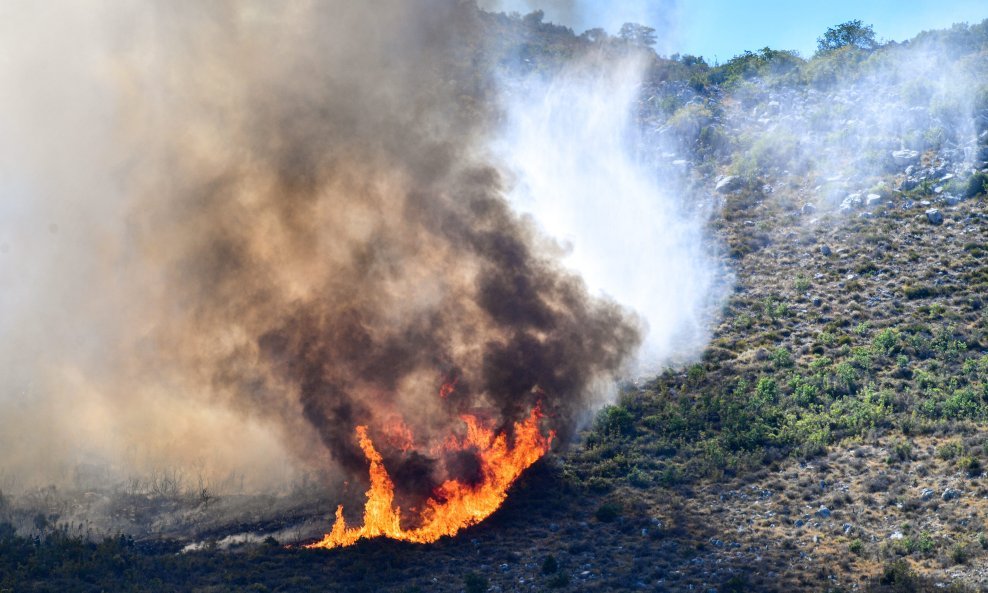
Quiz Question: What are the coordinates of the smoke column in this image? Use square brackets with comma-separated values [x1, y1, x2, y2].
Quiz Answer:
[0, 1, 691, 504]
[495, 54, 729, 373]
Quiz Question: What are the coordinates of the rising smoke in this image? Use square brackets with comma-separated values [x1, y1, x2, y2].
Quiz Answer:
[0, 0, 728, 506]
[495, 54, 728, 374]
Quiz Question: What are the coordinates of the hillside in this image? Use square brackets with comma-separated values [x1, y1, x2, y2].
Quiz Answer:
[3, 8, 988, 593]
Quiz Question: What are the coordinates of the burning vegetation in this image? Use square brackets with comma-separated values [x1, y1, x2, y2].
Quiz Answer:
[308, 407, 552, 548]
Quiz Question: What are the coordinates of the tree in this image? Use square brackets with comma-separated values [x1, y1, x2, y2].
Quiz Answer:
[816, 20, 878, 54]
[579, 27, 608, 44]
[618, 22, 657, 48]
[522, 9, 544, 28]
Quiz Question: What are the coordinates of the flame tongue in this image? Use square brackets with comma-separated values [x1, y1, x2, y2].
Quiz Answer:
[307, 407, 553, 548]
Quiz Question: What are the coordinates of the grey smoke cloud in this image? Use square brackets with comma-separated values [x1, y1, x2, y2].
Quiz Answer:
[0, 1, 648, 504]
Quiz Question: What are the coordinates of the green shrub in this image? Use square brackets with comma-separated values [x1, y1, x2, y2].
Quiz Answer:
[950, 543, 968, 564]
[834, 362, 858, 395]
[594, 502, 622, 522]
[755, 377, 778, 402]
[936, 440, 963, 460]
[687, 363, 705, 386]
[943, 388, 981, 420]
[960, 456, 982, 477]
[872, 328, 900, 355]
[596, 405, 635, 437]
[903, 285, 945, 300]
[771, 347, 794, 369]
[794, 274, 811, 292]
[464, 572, 489, 593]
[915, 531, 935, 556]
[878, 560, 917, 588]
[627, 467, 652, 488]
[889, 439, 912, 463]
[849, 539, 864, 555]
[962, 172, 988, 199]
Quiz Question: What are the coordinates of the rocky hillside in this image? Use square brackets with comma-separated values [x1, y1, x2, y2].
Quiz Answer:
[3, 10, 988, 593]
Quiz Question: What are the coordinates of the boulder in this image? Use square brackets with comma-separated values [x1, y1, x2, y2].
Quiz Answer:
[715, 175, 744, 193]
[839, 193, 862, 213]
[926, 209, 944, 225]
[865, 194, 883, 207]
[898, 178, 918, 191]
[942, 488, 960, 501]
[891, 149, 920, 165]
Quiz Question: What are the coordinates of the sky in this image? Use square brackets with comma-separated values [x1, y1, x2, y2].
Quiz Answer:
[480, 0, 988, 62]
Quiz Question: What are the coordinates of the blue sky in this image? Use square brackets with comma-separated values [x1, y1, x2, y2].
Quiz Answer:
[481, 0, 988, 62]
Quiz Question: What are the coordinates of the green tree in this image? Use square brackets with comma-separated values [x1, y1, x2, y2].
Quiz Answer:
[579, 27, 608, 43]
[816, 20, 877, 54]
[618, 22, 657, 47]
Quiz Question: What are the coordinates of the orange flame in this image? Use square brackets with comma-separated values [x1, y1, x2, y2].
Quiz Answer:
[380, 416, 416, 453]
[306, 407, 553, 548]
[438, 376, 458, 399]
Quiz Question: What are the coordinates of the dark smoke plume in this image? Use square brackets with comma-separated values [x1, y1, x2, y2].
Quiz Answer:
[0, 0, 640, 500]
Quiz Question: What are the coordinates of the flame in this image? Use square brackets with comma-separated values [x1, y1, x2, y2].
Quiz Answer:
[306, 406, 553, 548]
[438, 376, 458, 399]
[380, 416, 416, 453]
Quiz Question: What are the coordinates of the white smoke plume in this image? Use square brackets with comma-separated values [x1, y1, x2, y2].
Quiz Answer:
[494, 54, 730, 374]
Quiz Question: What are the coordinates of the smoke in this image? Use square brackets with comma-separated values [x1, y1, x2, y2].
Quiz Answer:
[495, 54, 729, 373]
[0, 0, 674, 505]
[719, 29, 988, 212]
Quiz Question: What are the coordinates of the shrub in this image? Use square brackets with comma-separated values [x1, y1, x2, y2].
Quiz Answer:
[878, 560, 917, 588]
[962, 172, 988, 199]
[721, 574, 753, 593]
[594, 502, 622, 522]
[687, 363, 705, 386]
[627, 468, 652, 488]
[950, 542, 968, 564]
[755, 377, 778, 402]
[889, 439, 912, 463]
[541, 555, 558, 574]
[464, 572, 489, 593]
[943, 389, 981, 420]
[914, 531, 935, 556]
[771, 347, 794, 369]
[794, 274, 811, 292]
[936, 441, 963, 460]
[960, 456, 982, 477]
[872, 329, 900, 355]
[835, 362, 858, 395]
[849, 539, 864, 555]
[596, 405, 635, 437]
[903, 285, 945, 300]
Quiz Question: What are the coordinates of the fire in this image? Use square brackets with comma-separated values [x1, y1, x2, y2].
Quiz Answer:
[438, 376, 458, 399]
[306, 407, 553, 548]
